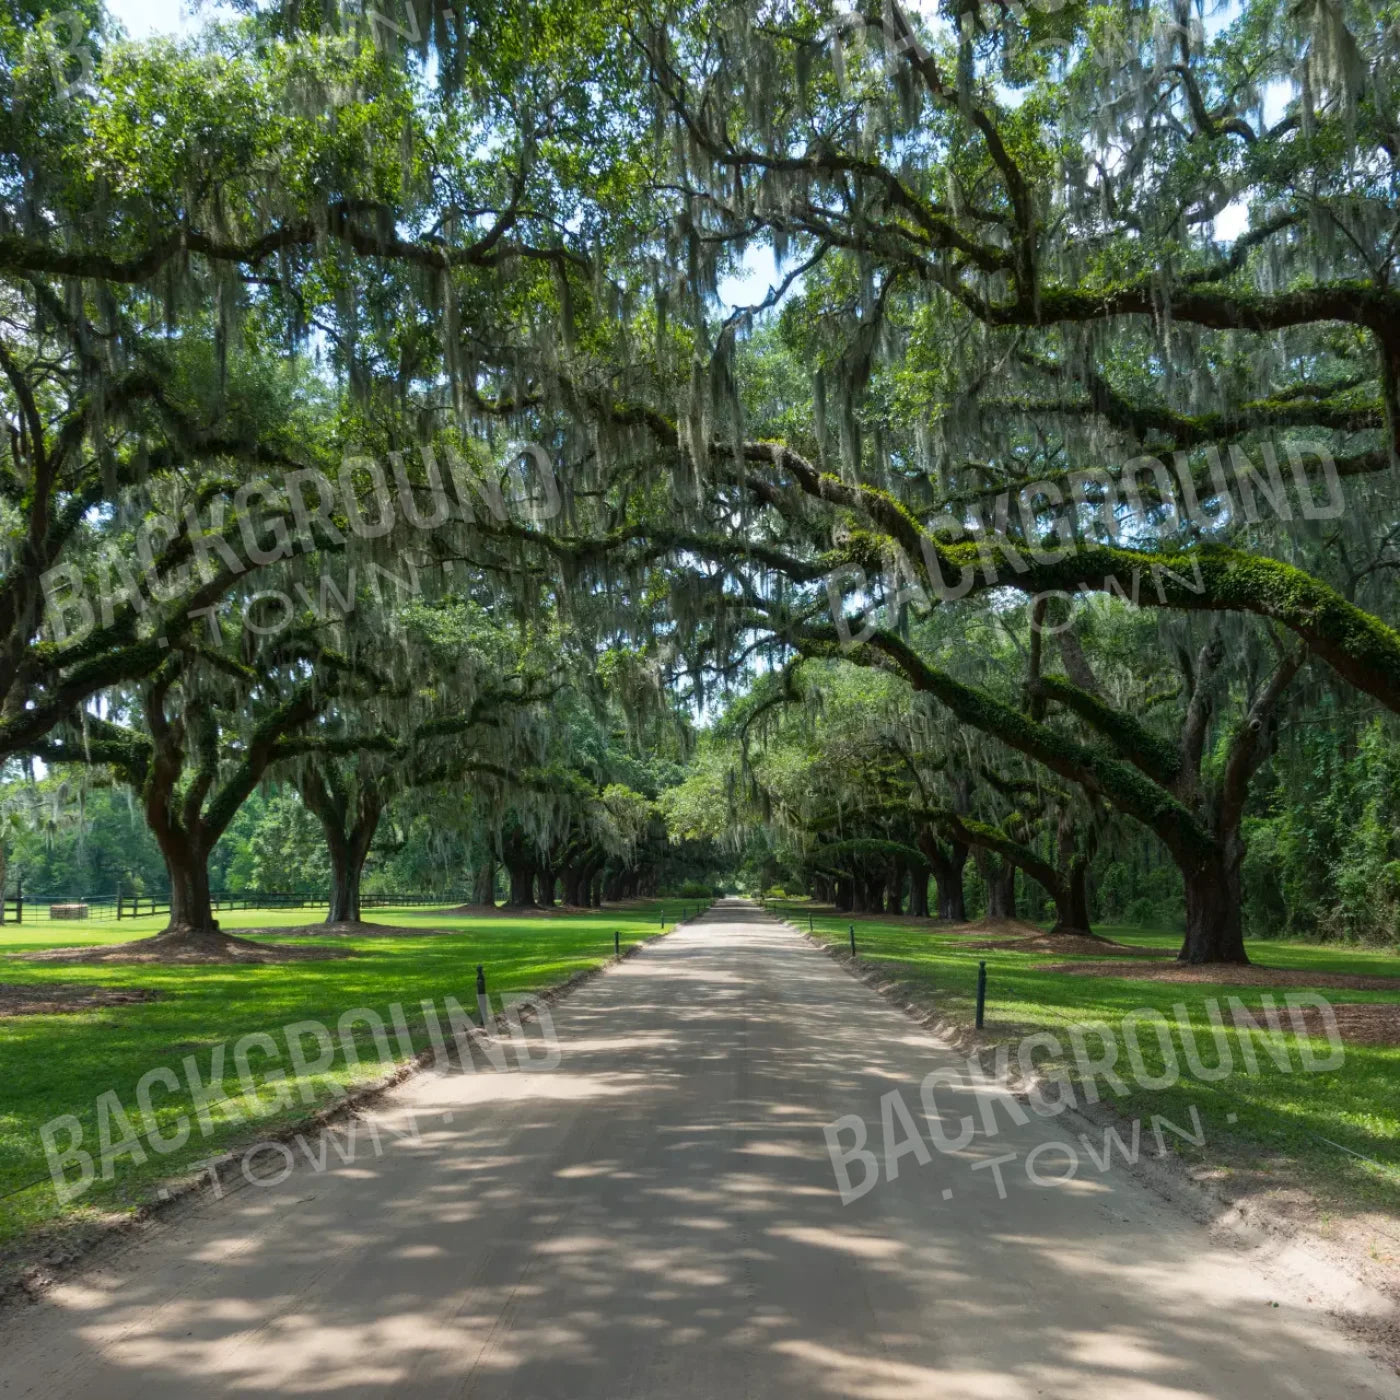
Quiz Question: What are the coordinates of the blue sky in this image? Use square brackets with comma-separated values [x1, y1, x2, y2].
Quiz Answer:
[105, 0, 223, 37]
[717, 244, 784, 315]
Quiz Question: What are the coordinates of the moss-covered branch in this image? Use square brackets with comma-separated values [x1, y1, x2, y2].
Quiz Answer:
[790, 621, 1216, 865]
[1034, 675, 1182, 787]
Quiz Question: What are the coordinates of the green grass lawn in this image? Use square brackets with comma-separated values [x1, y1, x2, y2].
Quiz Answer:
[0, 900, 694, 1270]
[775, 903, 1400, 1221]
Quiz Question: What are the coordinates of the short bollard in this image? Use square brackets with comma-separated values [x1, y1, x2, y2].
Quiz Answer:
[809, 913, 814, 932]
[849, 923, 856, 957]
[476, 963, 486, 997]
[975, 960, 987, 1029]
[615, 929, 621, 959]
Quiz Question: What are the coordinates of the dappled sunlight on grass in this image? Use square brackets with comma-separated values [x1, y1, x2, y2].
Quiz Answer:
[775, 901, 1400, 1216]
[0, 902, 692, 1250]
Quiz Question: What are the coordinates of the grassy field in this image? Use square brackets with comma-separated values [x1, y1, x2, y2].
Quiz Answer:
[775, 903, 1400, 1222]
[0, 901, 693, 1267]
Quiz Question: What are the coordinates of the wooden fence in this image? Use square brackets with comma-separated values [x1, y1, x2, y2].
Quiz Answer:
[0, 889, 472, 924]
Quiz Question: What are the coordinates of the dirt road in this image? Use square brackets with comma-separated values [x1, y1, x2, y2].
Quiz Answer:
[2, 901, 1396, 1397]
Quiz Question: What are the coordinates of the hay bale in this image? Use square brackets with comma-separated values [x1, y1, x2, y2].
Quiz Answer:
[49, 903, 89, 920]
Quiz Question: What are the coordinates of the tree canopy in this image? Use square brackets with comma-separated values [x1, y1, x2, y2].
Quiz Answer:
[1, 0, 1398, 960]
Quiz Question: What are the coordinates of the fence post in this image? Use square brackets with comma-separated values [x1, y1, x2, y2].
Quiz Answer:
[975, 961, 987, 1029]
[15, 876, 21, 925]
[614, 930, 620, 959]
[849, 923, 855, 958]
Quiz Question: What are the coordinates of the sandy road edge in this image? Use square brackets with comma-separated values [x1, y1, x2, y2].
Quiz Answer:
[780, 916, 1400, 1374]
[0, 924, 680, 1314]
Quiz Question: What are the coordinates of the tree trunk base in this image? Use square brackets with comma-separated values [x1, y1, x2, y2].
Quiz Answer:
[1046, 922, 1107, 940]
[1177, 947, 1252, 966]
[154, 921, 229, 945]
[148, 924, 286, 958]
[1047, 920, 1096, 937]
[28, 924, 349, 964]
[1180, 857, 1250, 964]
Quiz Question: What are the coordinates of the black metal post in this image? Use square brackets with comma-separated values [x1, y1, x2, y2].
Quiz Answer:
[476, 963, 486, 996]
[15, 875, 21, 925]
[809, 913, 814, 932]
[614, 930, 620, 958]
[849, 923, 856, 957]
[975, 961, 987, 1029]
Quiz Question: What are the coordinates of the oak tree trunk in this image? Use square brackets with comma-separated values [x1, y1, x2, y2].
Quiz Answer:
[327, 841, 362, 924]
[907, 872, 929, 918]
[937, 871, 968, 922]
[919, 829, 969, 922]
[561, 865, 584, 907]
[160, 834, 217, 936]
[506, 861, 537, 908]
[884, 860, 905, 915]
[473, 858, 496, 907]
[1067, 859, 1093, 934]
[984, 860, 1016, 919]
[536, 866, 556, 907]
[1179, 844, 1248, 964]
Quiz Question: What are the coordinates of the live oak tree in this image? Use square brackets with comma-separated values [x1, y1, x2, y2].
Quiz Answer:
[294, 739, 543, 924]
[490, 688, 683, 908]
[0, 0, 626, 756]
[484, 0, 1397, 958]
[31, 626, 381, 943]
[686, 654, 1104, 930]
[448, 0, 1398, 958]
[284, 583, 566, 923]
[807, 587, 1310, 961]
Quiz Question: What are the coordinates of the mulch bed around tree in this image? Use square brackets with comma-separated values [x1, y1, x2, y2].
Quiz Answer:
[1287, 1001, 1400, 1046]
[251, 920, 456, 939]
[1037, 960, 1400, 992]
[942, 916, 1046, 939]
[13, 929, 354, 965]
[974, 932, 1173, 958]
[0, 983, 161, 1017]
